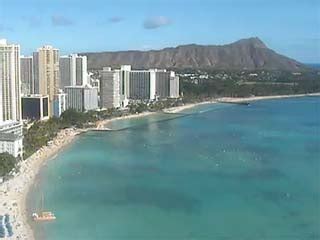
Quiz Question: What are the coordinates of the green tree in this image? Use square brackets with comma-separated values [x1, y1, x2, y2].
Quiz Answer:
[0, 153, 17, 177]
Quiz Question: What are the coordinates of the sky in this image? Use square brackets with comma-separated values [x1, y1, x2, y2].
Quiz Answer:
[0, 0, 319, 63]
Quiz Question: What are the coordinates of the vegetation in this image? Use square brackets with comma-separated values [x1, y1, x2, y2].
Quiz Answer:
[128, 99, 184, 114]
[23, 118, 61, 159]
[23, 108, 131, 159]
[128, 102, 149, 114]
[23, 109, 95, 159]
[179, 69, 320, 100]
[0, 153, 17, 177]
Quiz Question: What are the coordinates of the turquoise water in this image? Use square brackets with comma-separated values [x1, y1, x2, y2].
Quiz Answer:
[29, 97, 320, 240]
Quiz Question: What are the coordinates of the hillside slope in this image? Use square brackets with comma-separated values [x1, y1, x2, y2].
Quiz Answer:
[81, 37, 305, 71]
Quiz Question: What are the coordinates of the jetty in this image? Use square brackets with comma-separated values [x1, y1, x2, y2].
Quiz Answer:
[91, 128, 113, 132]
[161, 111, 194, 116]
[216, 100, 250, 106]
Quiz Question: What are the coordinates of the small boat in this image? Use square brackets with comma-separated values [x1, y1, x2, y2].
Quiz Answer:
[32, 212, 56, 221]
[32, 194, 56, 222]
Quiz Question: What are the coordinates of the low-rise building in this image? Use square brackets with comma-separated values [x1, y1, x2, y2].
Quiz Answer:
[0, 121, 23, 158]
[53, 92, 67, 117]
[22, 95, 49, 121]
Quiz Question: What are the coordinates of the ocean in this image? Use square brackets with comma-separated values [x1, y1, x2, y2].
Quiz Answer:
[28, 97, 320, 240]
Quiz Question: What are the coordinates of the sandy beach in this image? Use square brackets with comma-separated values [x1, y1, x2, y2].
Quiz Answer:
[96, 111, 155, 130]
[165, 93, 320, 113]
[217, 92, 320, 103]
[0, 92, 319, 240]
[0, 128, 83, 240]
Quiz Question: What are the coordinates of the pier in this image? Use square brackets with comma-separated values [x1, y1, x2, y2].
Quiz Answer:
[216, 100, 250, 106]
[90, 128, 113, 132]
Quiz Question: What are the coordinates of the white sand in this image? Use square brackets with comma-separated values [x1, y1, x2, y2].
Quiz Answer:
[96, 111, 155, 129]
[0, 128, 82, 240]
[0, 92, 319, 240]
[163, 101, 216, 113]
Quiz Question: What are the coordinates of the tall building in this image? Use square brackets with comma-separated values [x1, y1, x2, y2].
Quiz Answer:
[33, 45, 60, 116]
[32, 51, 39, 93]
[0, 39, 21, 123]
[75, 55, 87, 86]
[65, 85, 98, 112]
[155, 71, 170, 99]
[59, 54, 87, 89]
[59, 55, 76, 88]
[119, 65, 131, 104]
[100, 67, 121, 109]
[20, 56, 34, 95]
[99, 65, 180, 108]
[22, 95, 49, 121]
[170, 72, 179, 98]
[129, 71, 151, 100]
[128, 69, 179, 100]
[0, 39, 23, 157]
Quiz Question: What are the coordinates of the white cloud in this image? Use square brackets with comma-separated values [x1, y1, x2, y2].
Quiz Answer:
[143, 16, 172, 29]
[109, 17, 124, 23]
[51, 15, 74, 26]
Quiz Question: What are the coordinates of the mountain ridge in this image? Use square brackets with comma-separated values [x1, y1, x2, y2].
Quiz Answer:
[81, 37, 306, 71]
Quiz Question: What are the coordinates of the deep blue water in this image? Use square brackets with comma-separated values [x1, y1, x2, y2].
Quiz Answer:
[29, 97, 320, 240]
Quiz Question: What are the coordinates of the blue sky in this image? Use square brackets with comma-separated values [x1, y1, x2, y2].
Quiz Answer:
[0, 0, 319, 63]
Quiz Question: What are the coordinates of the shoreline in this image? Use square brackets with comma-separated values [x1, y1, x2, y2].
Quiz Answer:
[164, 93, 320, 114]
[0, 128, 83, 240]
[96, 111, 156, 129]
[216, 92, 320, 103]
[0, 92, 319, 239]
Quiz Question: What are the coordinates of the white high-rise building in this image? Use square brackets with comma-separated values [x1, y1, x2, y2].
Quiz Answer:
[99, 65, 179, 108]
[0, 39, 23, 158]
[100, 67, 121, 109]
[170, 72, 179, 98]
[0, 39, 21, 123]
[65, 85, 98, 112]
[59, 54, 88, 88]
[119, 65, 131, 104]
[128, 68, 179, 100]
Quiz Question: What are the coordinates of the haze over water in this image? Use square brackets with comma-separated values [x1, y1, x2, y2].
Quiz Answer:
[29, 97, 320, 240]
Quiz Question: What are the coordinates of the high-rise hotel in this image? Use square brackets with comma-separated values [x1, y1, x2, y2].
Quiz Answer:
[60, 54, 88, 88]
[100, 67, 121, 108]
[100, 65, 179, 109]
[33, 45, 60, 116]
[0, 39, 23, 158]
[20, 56, 34, 95]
